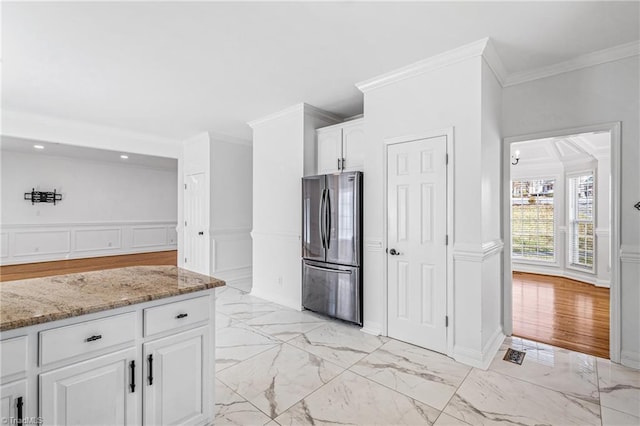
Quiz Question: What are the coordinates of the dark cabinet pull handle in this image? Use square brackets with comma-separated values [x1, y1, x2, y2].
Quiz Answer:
[198, 231, 204, 235]
[176, 313, 188, 319]
[85, 334, 102, 342]
[147, 354, 154, 385]
[16, 396, 23, 424]
[129, 360, 136, 392]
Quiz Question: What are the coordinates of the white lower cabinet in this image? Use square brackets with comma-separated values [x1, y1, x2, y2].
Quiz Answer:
[143, 326, 209, 426]
[40, 348, 138, 426]
[1, 379, 27, 424]
[0, 290, 215, 426]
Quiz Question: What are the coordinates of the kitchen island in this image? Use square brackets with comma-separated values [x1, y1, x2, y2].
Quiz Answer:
[0, 265, 224, 425]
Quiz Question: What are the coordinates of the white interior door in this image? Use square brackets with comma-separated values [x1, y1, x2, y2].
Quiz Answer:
[184, 172, 209, 275]
[387, 136, 448, 354]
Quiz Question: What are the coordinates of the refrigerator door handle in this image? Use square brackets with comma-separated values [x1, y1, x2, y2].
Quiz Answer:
[325, 189, 332, 250]
[306, 264, 353, 274]
[319, 188, 326, 249]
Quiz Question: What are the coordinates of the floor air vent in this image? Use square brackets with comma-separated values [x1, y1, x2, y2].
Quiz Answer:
[503, 348, 526, 365]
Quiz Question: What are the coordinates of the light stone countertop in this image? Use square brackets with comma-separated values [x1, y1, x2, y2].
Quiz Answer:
[0, 265, 225, 331]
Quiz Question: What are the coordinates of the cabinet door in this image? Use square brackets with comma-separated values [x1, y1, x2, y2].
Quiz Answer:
[40, 348, 137, 426]
[317, 127, 343, 174]
[143, 327, 210, 426]
[341, 122, 365, 171]
[1, 380, 27, 424]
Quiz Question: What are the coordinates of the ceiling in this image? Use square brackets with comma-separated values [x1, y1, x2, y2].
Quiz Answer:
[0, 136, 178, 170]
[511, 131, 610, 169]
[2, 1, 639, 142]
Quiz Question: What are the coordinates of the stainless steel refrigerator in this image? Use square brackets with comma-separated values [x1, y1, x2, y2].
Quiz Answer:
[302, 171, 362, 325]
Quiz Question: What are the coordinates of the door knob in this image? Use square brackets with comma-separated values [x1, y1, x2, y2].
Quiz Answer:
[389, 248, 401, 256]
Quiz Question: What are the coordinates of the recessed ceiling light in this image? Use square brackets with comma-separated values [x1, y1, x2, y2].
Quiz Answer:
[120, 155, 129, 159]
[33, 144, 45, 150]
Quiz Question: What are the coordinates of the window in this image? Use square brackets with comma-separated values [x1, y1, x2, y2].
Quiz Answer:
[511, 179, 555, 262]
[568, 173, 595, 271]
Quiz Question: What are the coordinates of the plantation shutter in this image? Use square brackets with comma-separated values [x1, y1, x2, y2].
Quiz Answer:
[568, 173, 595, 270]
[511, 179, 555, 262]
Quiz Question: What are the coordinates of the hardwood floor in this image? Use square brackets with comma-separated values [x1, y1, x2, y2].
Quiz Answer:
[0, 250, 177, 282]
[512, 271, 610, 358]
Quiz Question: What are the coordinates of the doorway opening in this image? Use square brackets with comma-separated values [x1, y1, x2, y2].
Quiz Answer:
[504, 124, 620, 360]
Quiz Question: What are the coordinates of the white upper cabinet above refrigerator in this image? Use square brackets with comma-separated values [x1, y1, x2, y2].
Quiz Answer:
[317, 118, 364, 174]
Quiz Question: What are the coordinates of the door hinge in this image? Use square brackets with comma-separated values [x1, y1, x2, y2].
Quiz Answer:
[445, 316, 449, 327]
[445, 235, 448, 245]
[184, 183, 187, 190]
[445, 153, 449, 165]
[184, 257, 187, 263]
[185, 221, 187, 226]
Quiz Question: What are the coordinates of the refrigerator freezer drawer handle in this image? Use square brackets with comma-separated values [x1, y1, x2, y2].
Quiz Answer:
[306, 264, 352, 274]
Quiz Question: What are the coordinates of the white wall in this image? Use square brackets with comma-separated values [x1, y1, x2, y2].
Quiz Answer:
[1, 150, 177, 264]
[361, 49, 504, 368]
[210, 138, 253, 287]
[503, 55, 640, 368]
[480, 60, 504, 355]
[250, 104, 339, 309]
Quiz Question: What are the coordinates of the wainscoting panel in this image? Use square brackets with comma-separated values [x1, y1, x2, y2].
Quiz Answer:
[1, 222, 177, 265]
[14, 230, 71, 257]
[1, 233, 8, 258]
[166, 227, 178, 245]
[74, 228, 122, 253]
[132, 226, 168, 248]
[211, 227, 252, 288]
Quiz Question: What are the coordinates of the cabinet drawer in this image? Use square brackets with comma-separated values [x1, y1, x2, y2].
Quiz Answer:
[0, 336, 27, 378]
[39, 312, 136, 366]
[144, 296, 210, 337]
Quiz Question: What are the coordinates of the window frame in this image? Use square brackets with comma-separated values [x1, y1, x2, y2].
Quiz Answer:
[510, 176, 559, 266]
[566, 169, 597, 274]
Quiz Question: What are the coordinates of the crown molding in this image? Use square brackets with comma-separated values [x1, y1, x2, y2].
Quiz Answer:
[481, 38, 507, 86]
[248, 103, 341, 129]
[247, 103, 302, 128]
[302, 103, 343, 124]
[504, 40, 640, 87]
[356, 37, 495, 93]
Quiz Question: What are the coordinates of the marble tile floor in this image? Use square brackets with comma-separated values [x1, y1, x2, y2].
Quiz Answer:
[214, 286, 640, 426]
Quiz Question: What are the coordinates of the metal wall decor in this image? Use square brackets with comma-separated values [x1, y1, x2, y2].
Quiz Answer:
[24, 188, 63, 205]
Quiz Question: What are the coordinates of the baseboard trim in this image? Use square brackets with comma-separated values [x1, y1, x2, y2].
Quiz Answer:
[482, 327, 505, 369]
[621, 350, 640, 370]
[249, 287, 301, 311]
[213, 266, 252, 287]
[513, 263, 608, 287]
[453, 327, 504, 370]
[360, 321, 383, 336]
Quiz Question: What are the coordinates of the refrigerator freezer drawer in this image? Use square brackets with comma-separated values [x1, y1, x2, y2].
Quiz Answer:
[302, 261, 361, 325]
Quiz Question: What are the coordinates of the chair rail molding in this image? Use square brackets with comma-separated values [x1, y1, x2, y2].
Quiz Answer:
[453, 239, 504, 263]
[620, 244, 640, 263]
